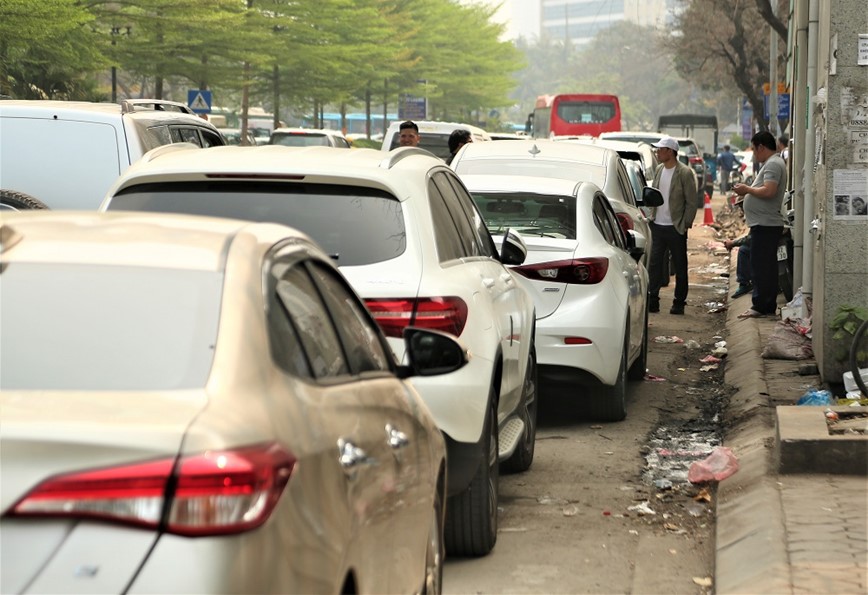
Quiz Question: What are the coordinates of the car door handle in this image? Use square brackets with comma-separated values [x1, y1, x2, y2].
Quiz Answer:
[482, 277, 495, 288]
[386, 424, 409, 449]
[338, 439, 373, 473]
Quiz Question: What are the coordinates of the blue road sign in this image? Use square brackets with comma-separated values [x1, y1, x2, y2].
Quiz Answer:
[763, 93, 790, 119]
[187, 89, 212, 114]
[399, 94, 426, 120]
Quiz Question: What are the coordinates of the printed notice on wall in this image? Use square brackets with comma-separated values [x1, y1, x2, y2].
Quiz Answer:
[859, 34, 868, 66]
[853, 130, 868, 163]
[833, 169, 868, 220]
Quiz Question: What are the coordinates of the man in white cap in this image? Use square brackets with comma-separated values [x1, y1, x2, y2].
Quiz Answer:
[648, 136, 698, 315]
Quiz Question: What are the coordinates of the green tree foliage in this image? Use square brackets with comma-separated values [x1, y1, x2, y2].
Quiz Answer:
[0, 0, 104, 98]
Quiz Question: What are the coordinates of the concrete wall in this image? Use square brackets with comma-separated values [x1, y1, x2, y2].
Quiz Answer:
[813, 0, 868, 381]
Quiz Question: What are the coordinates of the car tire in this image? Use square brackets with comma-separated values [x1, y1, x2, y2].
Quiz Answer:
[501, 343, 537, 474]
[422, 488, 444, 594]
[0, 189, 49, 211]
[627, 308, 648, 381]
[444, 395, 498, 556]
[589, 331, 628, 422]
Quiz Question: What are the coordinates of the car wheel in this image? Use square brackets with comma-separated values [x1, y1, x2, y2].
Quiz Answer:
[422, 489, 444, 594]
[501, 343, 537, 473]
[444, 395, 498, 556]
[0, 189, 49, 211]
[627, 307, 648, 381]
[589, 332, 628, 422]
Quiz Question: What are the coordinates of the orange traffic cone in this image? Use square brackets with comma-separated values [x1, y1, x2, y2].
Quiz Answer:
[703, 192, 714, 225]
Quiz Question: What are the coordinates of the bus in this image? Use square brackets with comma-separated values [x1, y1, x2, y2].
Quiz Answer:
[527, 94, 621, 139]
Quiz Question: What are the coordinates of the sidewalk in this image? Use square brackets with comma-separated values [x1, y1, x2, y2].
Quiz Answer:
[712, 209, 868, 594]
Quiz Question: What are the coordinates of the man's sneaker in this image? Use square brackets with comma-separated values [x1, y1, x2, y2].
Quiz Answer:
[649, 299, 660, 313]
[670, 305, 685, 315]
[731, 284, 752, 299]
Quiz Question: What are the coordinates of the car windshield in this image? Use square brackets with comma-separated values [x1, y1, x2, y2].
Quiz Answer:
[0, 264, 222, 390]
[108, 181, 406, 266]
[455, 159, 604, 187]
[271, 133, 332, 147]
[469, 191, 577, 239]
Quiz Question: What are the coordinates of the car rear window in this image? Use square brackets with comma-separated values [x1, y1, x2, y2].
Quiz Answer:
[271, 133, 332, 147]
[0, 264, 221, 390]
[390, 133, 451, 160]
[469, 192, 577, 240]
[108, 181, 406, 266]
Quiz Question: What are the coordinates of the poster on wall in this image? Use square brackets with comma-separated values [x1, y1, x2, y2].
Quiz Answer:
[832, 169, 868, 220]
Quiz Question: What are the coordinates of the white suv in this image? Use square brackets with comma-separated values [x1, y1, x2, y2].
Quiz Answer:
[101, 144, 538, 556]
[0, 99, 225, 210]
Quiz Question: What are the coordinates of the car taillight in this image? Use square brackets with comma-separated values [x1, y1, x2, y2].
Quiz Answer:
[688, 156, 703, 165]
[365, 297, 468, 338]
[10, 442, 295, 537]
[512, 258, 609, 284]
[615, 212, 634, 235]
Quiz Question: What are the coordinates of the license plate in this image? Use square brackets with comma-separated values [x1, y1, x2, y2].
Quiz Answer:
[777, 245, 787, 261]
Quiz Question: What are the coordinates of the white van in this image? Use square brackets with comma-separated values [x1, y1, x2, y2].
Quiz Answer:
[380, 120, 491, 160]
[0, 99, 225, 210]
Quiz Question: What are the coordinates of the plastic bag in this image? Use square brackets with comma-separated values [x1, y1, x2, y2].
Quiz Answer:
[796, 388, 834, 406]
[687, 446, 739, 483]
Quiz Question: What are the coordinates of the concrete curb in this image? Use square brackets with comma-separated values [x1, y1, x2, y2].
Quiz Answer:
[715, 301, 791, 593]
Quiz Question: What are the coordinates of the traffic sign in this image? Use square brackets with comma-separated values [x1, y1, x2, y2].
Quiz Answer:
[764, 93, 790, 119]
[187, 89, 212, 114]
[399, 94, 426, 120]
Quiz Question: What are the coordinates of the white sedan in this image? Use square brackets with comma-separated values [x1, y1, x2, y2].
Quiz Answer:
[461, 175, 650, 421]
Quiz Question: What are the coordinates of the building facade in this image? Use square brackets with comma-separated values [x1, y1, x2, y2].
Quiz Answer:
[540, 0, 678, 45]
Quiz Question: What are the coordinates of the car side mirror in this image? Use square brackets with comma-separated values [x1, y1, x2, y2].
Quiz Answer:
[397, 328, 470, 378]
[500, 228, 527, 266]
[641, 187, 664, 208]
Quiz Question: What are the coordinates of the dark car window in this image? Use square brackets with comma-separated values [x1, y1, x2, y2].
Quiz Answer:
[271, 133, 331, 147]
[390, 133, 451, 160]
[276, 265, 349, 380]
[432, 172, 483, 258]
[592, 194, 621, 248]
[427, 178, 466, 263]
[108, 181, 406, 267]
[200, 129, 224, 148]
[615, 161, 638, 207]
[307, 261, 391, 374]
[470, 192, 577, 240]
[172, 127, 204, 147]
[443, 174, 498, 259]
[266, 264, 313, 379]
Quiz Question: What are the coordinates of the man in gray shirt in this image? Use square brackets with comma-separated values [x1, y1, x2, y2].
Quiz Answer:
[732, 130, 787, 317]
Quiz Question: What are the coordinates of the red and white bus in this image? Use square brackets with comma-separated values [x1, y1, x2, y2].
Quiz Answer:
[527, 94, 621, 139]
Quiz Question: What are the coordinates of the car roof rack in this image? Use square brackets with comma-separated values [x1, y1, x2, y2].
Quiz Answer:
[121, 99, 195, 115]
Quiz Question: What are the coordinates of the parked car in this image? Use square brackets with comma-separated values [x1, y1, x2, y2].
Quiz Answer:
[381, 120, 491, 160]
[0, 210, 463, 594]
[100, 144, 538, 556]
[270, 127, 352, 148]
[449, 139, 663, 267]
[0, 99, 225, 211]
[219, 127, 257, 146]
[460, 175, 651, 421]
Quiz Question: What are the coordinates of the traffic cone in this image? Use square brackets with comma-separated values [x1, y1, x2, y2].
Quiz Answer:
[703, 192, 715, 225]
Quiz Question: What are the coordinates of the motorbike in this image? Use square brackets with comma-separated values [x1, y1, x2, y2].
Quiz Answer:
[730, 161, 751, 186]
[777, 207, 795, 302]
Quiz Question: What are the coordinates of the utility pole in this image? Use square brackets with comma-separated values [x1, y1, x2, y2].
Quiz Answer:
[769, 0, 779, 135]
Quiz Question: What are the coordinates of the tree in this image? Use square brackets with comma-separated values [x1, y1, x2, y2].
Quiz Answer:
[666, 0, 789, 131]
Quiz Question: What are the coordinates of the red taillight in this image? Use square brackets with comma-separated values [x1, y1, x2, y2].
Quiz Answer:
[11, 442, 295, 537]
[365, 297, 468, 338]
[688, 156, 703, 165]
[615, 212, 634, 235]
[513, 258, 609, 284]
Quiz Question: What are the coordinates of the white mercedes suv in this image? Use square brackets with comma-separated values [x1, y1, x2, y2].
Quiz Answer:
[101, 144, 538, 556]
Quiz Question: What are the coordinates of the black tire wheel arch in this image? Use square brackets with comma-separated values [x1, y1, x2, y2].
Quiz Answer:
[443, 392, 499, 557]
[0, 189, 50, 211]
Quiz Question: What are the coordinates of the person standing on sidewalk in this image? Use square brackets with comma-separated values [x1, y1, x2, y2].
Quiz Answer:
[717, 144, 737, 194]
[647, 136, 699, 315]
[732, 130, 787, 318]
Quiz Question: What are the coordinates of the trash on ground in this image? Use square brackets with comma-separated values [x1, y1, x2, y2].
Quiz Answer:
[714, 340, 727, 348]
[627, 501, 656, 515]
[686, 502, 706, 517]
[644, 373, 667, 381]
[653, 478, 673, 490]
[562, 505, 579, 517]
[796, 388, 835, 406]
[693, 577, 713, 588]
[761, 319, 815, 360]
[693, 487, 712, 502]
[708, 306, 728, 313]
[824, 408, 839, 421]
[629, 529, 639, 535]
[700, 355, 722, 363]
[590, 424, 603, 429]
[711, 346, 728, 357]
[663, 522, 686, 534]
[687, 446, 739, 483]
[654, 335, 684, 343]
[700, 364, 719, 372]
[843, 368, 868, 393]
[684, 339, 701, 349]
